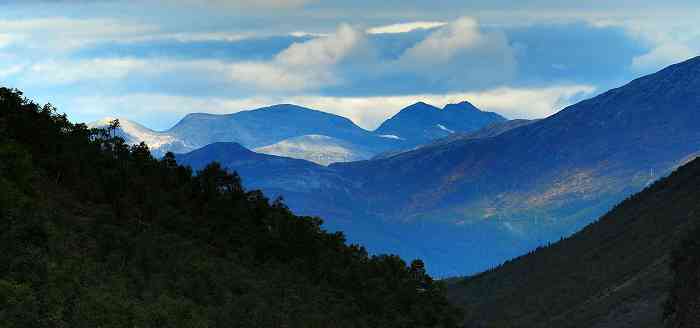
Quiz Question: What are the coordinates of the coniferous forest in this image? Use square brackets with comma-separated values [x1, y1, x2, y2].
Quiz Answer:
[0, 87, 463, 327]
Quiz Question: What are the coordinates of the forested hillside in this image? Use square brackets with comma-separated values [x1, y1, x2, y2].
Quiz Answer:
[666, 225, 700, 328]
[447, 156, 700, 327]
[0, 87, 462, 327]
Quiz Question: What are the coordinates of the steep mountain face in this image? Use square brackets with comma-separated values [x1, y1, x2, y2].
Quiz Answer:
[374, 101, 506, 147]
[447, 157, 700, 328]
[218, 57, 700, 275]
[254, 135, 373, 165]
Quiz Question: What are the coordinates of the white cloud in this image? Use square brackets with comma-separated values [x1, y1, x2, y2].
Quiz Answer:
[396, 17, 517, 89]
[591, 16, 700, 72]
[172, 0, 317, 9]
[458, 85, 597, 119]
[366, 21, 447, 34]
[68, 93, 268, 130]
[0, 34, 14, 48]
[631, 42, 696, 72]
[289, 31, 330, 38]
[277, 24, 364, 67]
[229, 24, 368, 91]
[401, 17, 483, 64]
[24, 59, 149, 85]
[0, 17, 158, 51]
[156, 32, 251, 43]
[13, 58, 233, 86]
[0, 64, 25, 80]
[229, 62, 337, 92]
[227, 19, 516, 94]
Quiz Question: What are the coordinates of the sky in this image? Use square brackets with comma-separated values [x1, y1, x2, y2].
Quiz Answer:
[0, 1, 699, 130]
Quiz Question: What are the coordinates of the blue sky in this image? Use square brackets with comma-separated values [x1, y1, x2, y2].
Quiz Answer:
[0, 1, 698, 130]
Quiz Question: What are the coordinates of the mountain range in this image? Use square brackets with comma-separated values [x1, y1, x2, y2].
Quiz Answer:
[177, 56, 700, 276]
[90, 102, 505, 165]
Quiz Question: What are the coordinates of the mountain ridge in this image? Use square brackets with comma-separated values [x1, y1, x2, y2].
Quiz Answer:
[91, 100, 505, 164]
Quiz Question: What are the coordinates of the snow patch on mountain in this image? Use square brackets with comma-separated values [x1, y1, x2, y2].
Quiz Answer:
[436, 124, 454, 133]
[378, 134, 404, 140]
[254, 134, 372, 165]
[88, 117, 186, 155]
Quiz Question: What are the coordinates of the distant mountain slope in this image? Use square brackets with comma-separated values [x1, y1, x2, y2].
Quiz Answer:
[373, 119, 536, 160]
[228, 56, 700, 275]
[447, 157, 700, 328]
[175, 142, 355, 214]
[255, 135, 373, 165]
[374, 101, 506, 147]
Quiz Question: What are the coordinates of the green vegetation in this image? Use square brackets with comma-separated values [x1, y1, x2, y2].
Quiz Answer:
[447, 155, 700, 327]
[665, 225, 700, 328]
[0, 88, 462, 327]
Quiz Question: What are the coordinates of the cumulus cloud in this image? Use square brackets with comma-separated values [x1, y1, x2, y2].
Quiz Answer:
[631, 42, 696, 72]
[458, 85, 596, 119]
[224, 17, 519, 95]
[593, 16, 700, 72]
[366, 21, 447, 34]
[401, 18, 483, 63]
[397, 17, 517, 89]
[229, 24, 369, 92]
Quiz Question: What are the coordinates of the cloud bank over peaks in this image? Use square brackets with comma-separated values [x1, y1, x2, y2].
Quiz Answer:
[229, 24, 371, 92]
[227, 17, 517, 95]
[396, 17, 517, 89]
